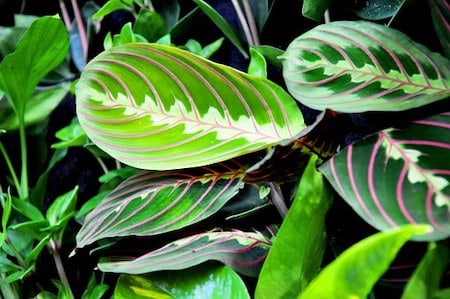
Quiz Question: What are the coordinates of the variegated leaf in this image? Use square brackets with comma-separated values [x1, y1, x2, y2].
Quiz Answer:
[281, 21, 450, 113]
[98, 229, 273, 277]
[320, 113, 450, 241]
[76, 161, 246, 248]
[75, 43, 305, 170]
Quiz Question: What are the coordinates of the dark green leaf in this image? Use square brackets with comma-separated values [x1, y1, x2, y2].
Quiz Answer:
[352, 0, 404, 20]
[192, 0, 248, 58]
[159, 0, 181, 31]
[81, 273, 110, 299]
[320, 113, 450, 241]
[299, 225, 430, 299]
[255, 155, 333, 299]
[282, 21, 450, 112]
[302, 0, 330, 21]
[133, 9, 167, 42]
[429, 0, 450, 58]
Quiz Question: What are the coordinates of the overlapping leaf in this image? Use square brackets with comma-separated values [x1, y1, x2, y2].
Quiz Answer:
[75, 43, 304, 170]
[98, 229, 272, 277]
[320, 113, 450, 241]
[281, 21, 450, 113]
[76, 161, 246, 248]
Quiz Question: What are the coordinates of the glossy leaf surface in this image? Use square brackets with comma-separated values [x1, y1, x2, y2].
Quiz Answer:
[320, 113, 450, 241]
[114, 265, 250, 299]
[76, 161, 246, 248]
[352, 0, 403, 20]
[282, 21, 450, 112]
[76, 43, 304, 170]
[255, 156, 333, 299]
[98, 229, 272, 277]
[299, 225, 429, 299]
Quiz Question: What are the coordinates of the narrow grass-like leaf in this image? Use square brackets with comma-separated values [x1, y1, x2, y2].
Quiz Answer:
[299, 225, 430, 299]
[429, 0, 450, 58]
[98, 229, 272, 277]
[281, 21, 450, 113]
[76, 43, 304, 170]
[255, 155, 333, 299]
[401, 242, 449, 299]
[76, 161, 246, 248]
[192, 0, 248, 58]
[114, 265, 250, 299]
[320, 113, 450, 241]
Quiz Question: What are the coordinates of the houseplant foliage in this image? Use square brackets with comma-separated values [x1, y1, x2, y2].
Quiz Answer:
[0, 0, 449, 297]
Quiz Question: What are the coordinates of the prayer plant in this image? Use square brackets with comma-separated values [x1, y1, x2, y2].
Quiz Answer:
[0, 0, 449, 298]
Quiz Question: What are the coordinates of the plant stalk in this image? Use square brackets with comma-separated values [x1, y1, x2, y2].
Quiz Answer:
[70, 0, 88, 62]
[49, 239, 74, 299]
[18, 121, 28, 200]
[0, 142, 21, 196]
[231, 0, 254, 46]
[241, 0, 260, 45]
[268, 182, 288, 217]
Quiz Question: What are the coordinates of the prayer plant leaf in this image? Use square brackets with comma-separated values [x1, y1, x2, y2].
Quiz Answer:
[281, 21, 450, 113]
[76, 161, 247, 248]
[114, 264, 250, 299]
[76, 43, 304, 170]
[98, 229, 272, 277]
[320, 113, 450, 241]
[351, 0, 404, 20]
[299, 225, 430, 299]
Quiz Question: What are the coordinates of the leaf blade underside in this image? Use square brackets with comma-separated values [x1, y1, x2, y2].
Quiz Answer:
[98, 229, 272, 277]
[76, 161, 246, 248]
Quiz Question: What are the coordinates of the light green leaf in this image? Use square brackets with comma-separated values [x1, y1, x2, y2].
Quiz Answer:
[51, 118, 88, 149]
[76, 43, 304, 170]
[255, 155, 333, 299]
[0, 84, 69, 131]
[299, 225, 431, 299]
[248, 47, 267, 78]
[0, 16, 69, 117]
[251, 45, 284, 69]
[114, 265, 250, 299]
[92, 0, 132, 20]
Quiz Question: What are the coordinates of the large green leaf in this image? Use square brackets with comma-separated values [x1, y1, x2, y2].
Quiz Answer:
[255, 155, 333, 299]
[351, 0, 404, 20]
[281, 21, 450, 113]
[0, 16, 69, 117]
[114, 265, 250, 299]
[98, 229, 272, 277]
[76, 161, 246, 248]
[76, 43, 304, 170]
[299, 225, 430, 299]
[320, 113, 450, 241]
